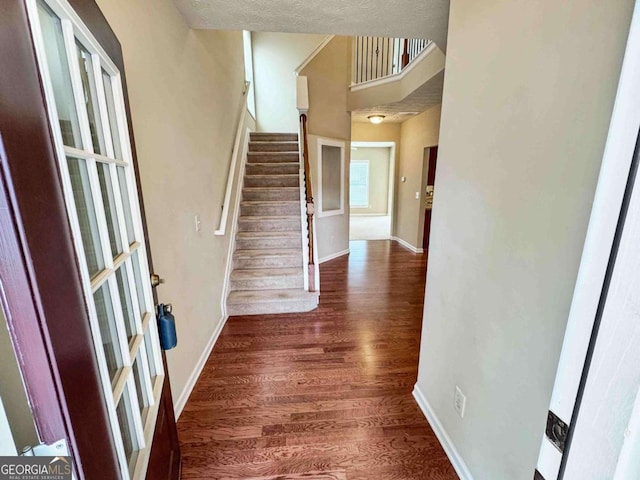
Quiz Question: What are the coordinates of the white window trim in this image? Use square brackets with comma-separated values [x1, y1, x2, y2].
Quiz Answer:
[242, 31, 256, 120]
[317, 137, 346, 218]
[350, 160, 370, 208]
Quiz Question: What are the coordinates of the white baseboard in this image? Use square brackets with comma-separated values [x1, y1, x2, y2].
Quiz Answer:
[174, 315, 228, 418]
[391, 236, 424, 254]
[413, 385, 474, 480]
[319, 248, 350, 264]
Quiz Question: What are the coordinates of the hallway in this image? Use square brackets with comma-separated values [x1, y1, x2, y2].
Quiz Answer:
[178, 240, 457, 479]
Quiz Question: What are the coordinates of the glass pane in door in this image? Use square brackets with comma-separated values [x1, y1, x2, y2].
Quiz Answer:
[130, 250, 149, 317]
[102, 70, 123, 160]
[116, 166, 136, 245]
[36, 2, 82, 148]
[67, 157, 105, 276]
[132, 348, 150, 415]
[93, 284, 123, 382]
[116, 384, 140, 466]
[143, 329, 158, 380]
[76, 43, 106, 154]
[115, 264, 137, 342]
[96, 163, 123, 256]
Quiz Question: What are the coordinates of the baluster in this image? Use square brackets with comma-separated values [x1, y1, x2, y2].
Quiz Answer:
[401, 38, 409, 69]
[375, 37, 379, 79]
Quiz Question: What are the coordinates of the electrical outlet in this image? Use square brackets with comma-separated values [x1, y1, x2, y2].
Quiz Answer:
[415, 191, 420, 200]
[454, 385, 466, 418]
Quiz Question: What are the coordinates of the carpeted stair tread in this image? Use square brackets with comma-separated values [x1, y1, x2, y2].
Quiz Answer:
[233, 248, 302, 259]
[241, 200, 299, 205]
[236, 231, 300, 238]
[249, 141, 299, 153]
[231, 268, 302, 280]
[238, 215, 300, 221]
[247, 152, 300, 163]
[245, 174, 299, 179]
[246, 162, 299, 167]
[250, 133, 298, 142]
[242, 187, 300, 201]
[244, 175, 299, 187]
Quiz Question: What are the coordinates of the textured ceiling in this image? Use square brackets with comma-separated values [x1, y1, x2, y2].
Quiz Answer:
[351, 70, 445, 123]
[173, 0, 450, 50]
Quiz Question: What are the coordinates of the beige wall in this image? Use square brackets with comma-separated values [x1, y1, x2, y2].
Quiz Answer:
[96, 0, 247, 407]
[252, 32, 327, 132]
[416, 1, 634, 479]
[350, 147, 391, 215]
[351, 122, 401, 145]
[301, 36, 351, 261]
[397, 105, 441, 249]
[0, 308, 38, 449]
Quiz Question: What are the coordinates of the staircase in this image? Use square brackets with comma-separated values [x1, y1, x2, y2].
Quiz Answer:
[226, 133, 319, 316]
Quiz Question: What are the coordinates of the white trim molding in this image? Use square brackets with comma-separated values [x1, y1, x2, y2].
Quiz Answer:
[413, 385, 475, 480]
[295, 35, 335, 74]
[391, 236, 424, 254]
[175, 315, 228, 418]
[317, 137, 346, 218]
[319, 248, 350, 264]
[296, 76, 309, 114]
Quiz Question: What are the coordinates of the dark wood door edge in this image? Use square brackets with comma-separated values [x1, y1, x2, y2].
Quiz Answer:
[0, 134, 76, 462]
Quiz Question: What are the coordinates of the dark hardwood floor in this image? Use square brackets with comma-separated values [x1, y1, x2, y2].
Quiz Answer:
[178, 240, 458, 479]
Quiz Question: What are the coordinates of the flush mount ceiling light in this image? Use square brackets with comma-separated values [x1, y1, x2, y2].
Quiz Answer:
[368, 115, 385, 124]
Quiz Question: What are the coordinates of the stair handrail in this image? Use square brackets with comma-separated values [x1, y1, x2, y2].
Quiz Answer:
[215, 80, 250, 236]
[300, 113, 316, 292]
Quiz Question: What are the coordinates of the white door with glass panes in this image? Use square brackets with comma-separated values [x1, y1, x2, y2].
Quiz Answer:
[26, 0, 166, 478]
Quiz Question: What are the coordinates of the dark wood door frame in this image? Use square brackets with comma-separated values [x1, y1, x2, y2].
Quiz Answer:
[423, 146, 438, 251]
[0, 1, 180, 477]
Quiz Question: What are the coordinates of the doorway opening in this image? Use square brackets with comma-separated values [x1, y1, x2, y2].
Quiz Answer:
[349, 141, 396, 241]
[420, 146, 438, 251]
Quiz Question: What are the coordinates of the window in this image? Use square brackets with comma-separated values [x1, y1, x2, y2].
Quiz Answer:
[243, 31, 256, 118]
[350, 160, 369, 208]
